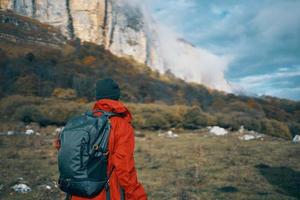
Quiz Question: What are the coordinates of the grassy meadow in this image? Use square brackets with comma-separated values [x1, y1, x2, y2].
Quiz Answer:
[0, 128, 299, 200]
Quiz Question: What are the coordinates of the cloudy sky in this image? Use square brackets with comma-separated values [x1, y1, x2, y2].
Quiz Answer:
[144, 0, 300, 100]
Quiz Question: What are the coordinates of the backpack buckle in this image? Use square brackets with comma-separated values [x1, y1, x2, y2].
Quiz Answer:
[93, 144, 99, 151]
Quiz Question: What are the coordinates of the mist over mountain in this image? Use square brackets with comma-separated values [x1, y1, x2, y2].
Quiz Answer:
[0, 0, 231, 92]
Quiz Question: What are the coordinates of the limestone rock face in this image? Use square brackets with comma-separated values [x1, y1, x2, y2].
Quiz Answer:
[70, 0, 106, 44]
[0, 0, 161, 68]
[0, 0, 231, 91]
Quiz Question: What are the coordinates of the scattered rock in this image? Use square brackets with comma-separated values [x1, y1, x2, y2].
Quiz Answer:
[209, 126, 228, 136]
[167, 130, 178, 138]
[239, 134, 255, 141]
[35, 132, 41, 136]
[239, 132, 264, 141]
[25, 129, 34, 135]
[292, 135, 300, 143]
[38, 184, 51, 190]
[158, 130, 178, 138]
[7, 131, 14, 135]
[53, 127, 64, 135]
[12, 183, 31, 193]
[52, 181, 58, 188]
[239, 125, 245, 133]
[17, 177, 24, 182]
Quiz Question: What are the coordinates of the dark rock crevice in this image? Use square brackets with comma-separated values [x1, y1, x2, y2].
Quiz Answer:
[65, 0, 74, 39]
[102, 0, 108, 41]
[13, 0, 17, 10]
[31, 0, 36, 18]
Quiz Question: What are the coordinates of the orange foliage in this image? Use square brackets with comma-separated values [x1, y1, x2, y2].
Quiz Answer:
[247, 99, 259, 110]
[82, 55, 96, 65]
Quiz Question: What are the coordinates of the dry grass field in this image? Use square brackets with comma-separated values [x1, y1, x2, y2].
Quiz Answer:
[0, 129, 299, 200]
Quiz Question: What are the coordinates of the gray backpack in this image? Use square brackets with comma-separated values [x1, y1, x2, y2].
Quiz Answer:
[58, 110, 119, 199]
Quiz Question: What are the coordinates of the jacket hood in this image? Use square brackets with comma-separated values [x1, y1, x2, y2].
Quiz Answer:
[93, 99, 132, 123]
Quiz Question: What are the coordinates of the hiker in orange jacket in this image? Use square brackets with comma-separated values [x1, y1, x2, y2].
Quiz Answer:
[55, 78, 147, 200]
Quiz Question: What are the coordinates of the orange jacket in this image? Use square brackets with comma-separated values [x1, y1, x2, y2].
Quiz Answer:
[70, 99, 147, 200]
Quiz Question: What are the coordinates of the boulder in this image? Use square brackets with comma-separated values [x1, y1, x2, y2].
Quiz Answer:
[292, 135, 300, 143]
[25, 129, 34, 135]
[12, 183, 31, 193]
[209, 126, 228, 136]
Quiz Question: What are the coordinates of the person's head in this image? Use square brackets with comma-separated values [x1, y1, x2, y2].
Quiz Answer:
[95, 78, 120, 101]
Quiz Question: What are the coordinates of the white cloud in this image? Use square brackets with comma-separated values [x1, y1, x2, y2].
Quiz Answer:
[238, 71, 300, 85]
[138, 0, 300, 99]
[132, 0, 234, 92]
[154, 24, 233, 91]
[232, 66, 300, 100]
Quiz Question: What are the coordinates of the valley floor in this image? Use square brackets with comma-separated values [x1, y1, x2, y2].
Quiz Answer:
[0, 130, 299, 200]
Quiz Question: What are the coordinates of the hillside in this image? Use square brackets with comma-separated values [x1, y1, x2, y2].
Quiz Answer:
[0, 10, 300, 139]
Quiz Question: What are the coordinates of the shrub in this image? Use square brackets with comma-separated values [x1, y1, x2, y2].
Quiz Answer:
[0, 95, 42, 119]
[261, 119, 292, 139]
[183, 106, 216, 129]
[288, 122, 300, 137]
[216, 114, 240, 130]
[142, 113, 170, 130]
[13, 105, 42, 123]
[128, 103, 186, 130]
[13, 75, 39, 95]
[37, 101, 82, 126]
[52, 88, 77, 99]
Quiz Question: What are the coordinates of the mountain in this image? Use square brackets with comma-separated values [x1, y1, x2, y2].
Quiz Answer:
[0, 0, 231, 92]
[1, 10, 300, 139]
[0, 0, 163, 69]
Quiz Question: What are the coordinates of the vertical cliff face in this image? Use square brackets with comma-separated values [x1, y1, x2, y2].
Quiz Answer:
[0, 0, 162, 67]
[0, 0, 231, 92]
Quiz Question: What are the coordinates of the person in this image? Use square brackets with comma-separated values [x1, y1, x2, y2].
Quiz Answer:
[55, 78, 147, 200]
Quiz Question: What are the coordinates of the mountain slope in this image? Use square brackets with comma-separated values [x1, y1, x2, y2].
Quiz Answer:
[0, 10, 299, 138]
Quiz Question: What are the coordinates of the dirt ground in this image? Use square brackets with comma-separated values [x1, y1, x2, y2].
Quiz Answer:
[0, 130, 299, 200]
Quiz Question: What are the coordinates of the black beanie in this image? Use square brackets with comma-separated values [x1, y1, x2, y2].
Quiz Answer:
[95, 78, 120, 100]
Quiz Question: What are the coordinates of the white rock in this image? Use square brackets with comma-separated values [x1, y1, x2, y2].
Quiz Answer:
[158, 133, 164, 137]
[35, 132, 41, 136]
[12, 183, 31, 193]
[17, 177, 24, 182]
[239, 134, 255, 141]
[25, 129, 34, 135]
[158, 130, 178, 138]
[45, 185, 51, 190]
[292, 135, 300, 143]
[239, 125, 245, 133]
[209, 126, 228, 136]
[166, 130, 178, 138]
[39, 184, 51, 190]
[7, 131, 14, 135]
[239, 131, 265, 141]
[55, 127, 64, 134]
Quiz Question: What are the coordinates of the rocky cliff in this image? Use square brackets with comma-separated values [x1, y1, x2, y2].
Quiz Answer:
[0, 0, 232, 92]
[0, 0, 163, 67]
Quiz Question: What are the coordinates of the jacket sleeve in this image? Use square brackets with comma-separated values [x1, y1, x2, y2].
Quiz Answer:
[112, 121, 147, 200]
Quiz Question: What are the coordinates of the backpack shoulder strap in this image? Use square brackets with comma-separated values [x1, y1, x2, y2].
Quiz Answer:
[92, 109, 123, 118]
